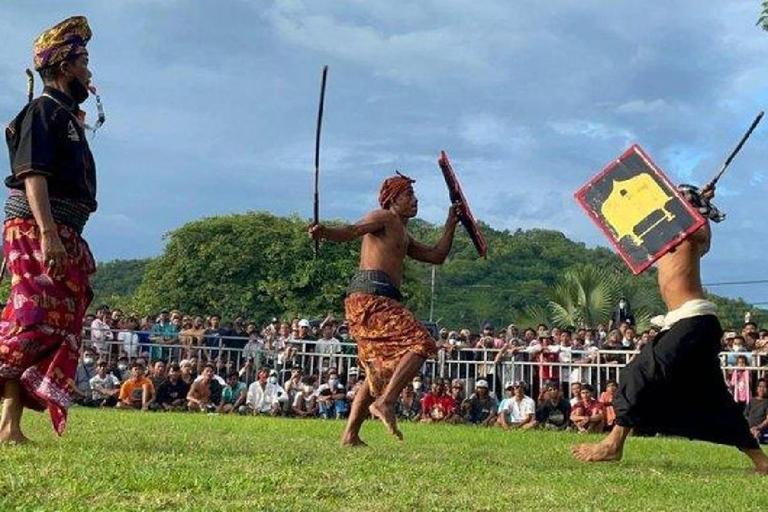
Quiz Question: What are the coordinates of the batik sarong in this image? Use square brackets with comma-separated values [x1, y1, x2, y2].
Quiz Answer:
[0, 218, 95, 435]
[345, 275, 436, 396]
[613, 311, 758, 449]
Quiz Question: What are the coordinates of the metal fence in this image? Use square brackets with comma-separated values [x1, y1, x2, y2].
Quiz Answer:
[82, 327, 768, 399]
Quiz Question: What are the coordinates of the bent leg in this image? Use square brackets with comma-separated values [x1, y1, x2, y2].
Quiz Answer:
[342, 383, 374, 447]
[369, 352, 425, 441]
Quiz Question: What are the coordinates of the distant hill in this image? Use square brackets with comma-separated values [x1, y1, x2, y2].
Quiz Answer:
[90, 212, 766, 330]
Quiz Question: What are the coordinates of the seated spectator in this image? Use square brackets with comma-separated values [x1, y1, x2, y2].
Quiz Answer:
[421, 380, 456, 423]
[292, 377, 318, 418]
[149, 360, 167, 389]
[497, 381, 536, 430]
[535, 382, 570, 430]
[89, 360, 120, 407]
[746, 378, 768, 444]
[599, 380, 618, 428]
[246, 368, 288, 415]
[220, 371, 248, 414]
[112, 355, 130, 382]
[156, 364, 190, 411]
[570, 383, 605, 433]
[569, 382, 582, 408]
[461, 379, 498, 426]
[117, 363, 154, 410]
[179, 359, 195, 386]
[187, 364, 223, 413]
[449, 379, 465, 406]
[239, 357, 258, 387]
[316, 369, 349, 419]
[73, 348, 98, 405]
[283, 364, 304, 402]
[411, 375, 425, 404]
[396, 384, 421, 421]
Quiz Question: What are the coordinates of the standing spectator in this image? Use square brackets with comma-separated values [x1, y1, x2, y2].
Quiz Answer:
[245, 368, 287, 415]
[204, 314, 227, 360]
[90, 306, 113, 355]
[621, 326, 637, 350]
[599, 380, 618, 428]
[187, 364, 222, 413]
[180, 316, 206, 359]
[242, 324, 264, 362]
[535, 382, 570, 430]
[88, 361, 120, 407]
[534, 332, 559, 388]
[746, 378, 768, 444]
[497, 382, 536, 430]
[292, 377, 318, 418]
[220, 371, 247, 414]
[156, 364, 190, 411]
[316, 369, 349, 419]
[461, 380, 498, 426]
[117, 316, 140, 357]
[730, 355, 751, 410]
[609, 297, 635, 330]
[151, 310, 177, 361]
[117, 363, 154, 410]
[316, 321, 342, 371]
[570, 384, 605, 433]
[420, 380, 456, 423]
[727, 336, 752, 366]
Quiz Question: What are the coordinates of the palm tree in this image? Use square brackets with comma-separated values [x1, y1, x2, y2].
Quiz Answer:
[547, 265, 618, 329]
[759, 1, 768, 31]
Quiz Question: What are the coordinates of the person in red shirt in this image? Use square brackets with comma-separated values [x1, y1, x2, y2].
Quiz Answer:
[534, 332, 559, 383]
[571, 384, 605, 433]
[420, 379, 455, 423]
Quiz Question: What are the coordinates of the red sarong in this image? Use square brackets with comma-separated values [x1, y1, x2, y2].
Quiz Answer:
[345, 293, 436, 397]
[0, 218, 94, 435]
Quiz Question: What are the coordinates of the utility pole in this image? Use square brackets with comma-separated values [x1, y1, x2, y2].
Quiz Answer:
[429, 265, 436, 322]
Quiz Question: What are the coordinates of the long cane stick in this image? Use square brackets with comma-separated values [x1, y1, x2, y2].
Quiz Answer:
[313, 65, 328, 257]
[705, 111, 764, 190]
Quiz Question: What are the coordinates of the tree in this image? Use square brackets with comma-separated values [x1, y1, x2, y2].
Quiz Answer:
[759, 1, 768, 31]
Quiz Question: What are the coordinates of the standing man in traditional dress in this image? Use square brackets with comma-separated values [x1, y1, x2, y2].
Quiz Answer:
[572, 190, 768, 472]
[0, 16, 99, 442]
[309, 172, 460, 445]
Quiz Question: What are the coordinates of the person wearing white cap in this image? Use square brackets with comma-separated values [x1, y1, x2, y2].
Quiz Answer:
[497, 382, 536, 430]
[461, 380, 498, 426]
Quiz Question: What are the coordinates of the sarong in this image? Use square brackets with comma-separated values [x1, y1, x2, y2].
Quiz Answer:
[613, 313, 758, 449]
[344, 271, 436, 397]
[0, 218, 95, 435]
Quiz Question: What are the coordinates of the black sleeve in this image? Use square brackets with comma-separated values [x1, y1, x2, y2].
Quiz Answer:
[10, 103, 59, 179]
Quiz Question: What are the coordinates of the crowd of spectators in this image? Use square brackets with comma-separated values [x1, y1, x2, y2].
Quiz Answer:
[76, 304, 768, 443]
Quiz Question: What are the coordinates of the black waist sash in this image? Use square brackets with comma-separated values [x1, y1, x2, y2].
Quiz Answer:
[5, 191, 90, 234]
[346, 270, 402, 301]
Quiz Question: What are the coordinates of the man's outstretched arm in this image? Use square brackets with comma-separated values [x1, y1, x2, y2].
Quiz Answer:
[407, 204, 460, 264]
[309, 210, 389, 243]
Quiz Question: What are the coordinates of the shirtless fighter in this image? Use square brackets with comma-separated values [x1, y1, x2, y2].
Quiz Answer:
[309, 172, 459, 446]
[572, 189, 768, 473]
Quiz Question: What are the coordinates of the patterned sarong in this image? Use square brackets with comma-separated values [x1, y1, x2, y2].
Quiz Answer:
[345, 293, 436, 397]
[0, 218, 95, 435]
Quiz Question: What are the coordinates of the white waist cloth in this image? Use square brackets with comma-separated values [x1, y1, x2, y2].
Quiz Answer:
[651, 299, 717, 332]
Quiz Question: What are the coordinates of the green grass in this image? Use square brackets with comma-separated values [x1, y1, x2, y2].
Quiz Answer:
[1, 408, 767, 511]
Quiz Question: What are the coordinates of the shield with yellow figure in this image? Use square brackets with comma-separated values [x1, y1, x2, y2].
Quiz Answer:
[575, 144, 706, 275]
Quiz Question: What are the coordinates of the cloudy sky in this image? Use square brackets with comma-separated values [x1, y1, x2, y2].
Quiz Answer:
[1, 1, 767, 306]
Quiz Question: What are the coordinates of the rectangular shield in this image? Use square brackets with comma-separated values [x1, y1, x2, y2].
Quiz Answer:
[574, 144, 706, 275]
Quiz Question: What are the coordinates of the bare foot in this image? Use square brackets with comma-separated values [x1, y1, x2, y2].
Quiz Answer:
[341, 435, 368, 447]
[369, 401, 403, 441]
[571, 441, 622, 462]
[0, 429, 30, 445]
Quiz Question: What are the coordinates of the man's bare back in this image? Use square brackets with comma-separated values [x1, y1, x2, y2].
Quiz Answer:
[657, 223, 710, 311]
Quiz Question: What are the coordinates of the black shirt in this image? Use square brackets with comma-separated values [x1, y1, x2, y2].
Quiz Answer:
[157, 379, 190, 405]
[5, 87, 97, 211]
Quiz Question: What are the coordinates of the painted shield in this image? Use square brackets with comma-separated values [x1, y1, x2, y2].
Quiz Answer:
[438, 151, 487, 258]
[574, 144, 706, 275]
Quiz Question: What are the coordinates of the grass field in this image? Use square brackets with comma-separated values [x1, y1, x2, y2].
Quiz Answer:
[1, 408, 767, 511]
